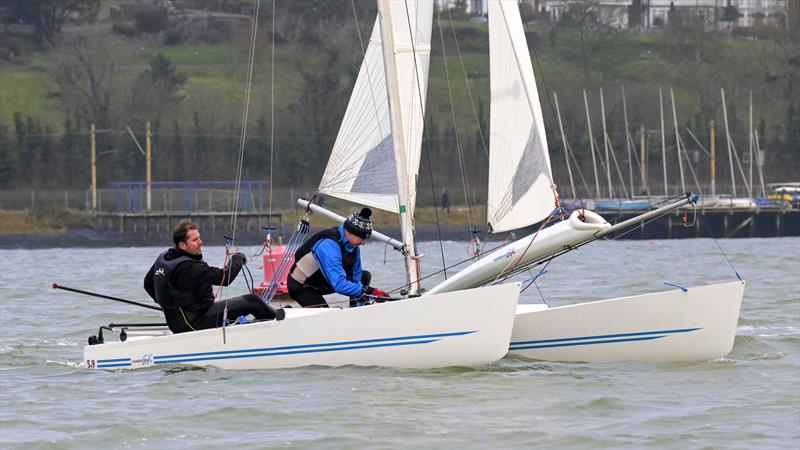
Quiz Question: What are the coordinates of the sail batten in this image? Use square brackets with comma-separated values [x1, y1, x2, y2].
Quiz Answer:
[487, 0, 554, 232]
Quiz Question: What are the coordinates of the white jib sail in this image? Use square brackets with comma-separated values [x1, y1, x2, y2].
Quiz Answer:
[318, 18, 399, 213]
[487, 0, 554, 233]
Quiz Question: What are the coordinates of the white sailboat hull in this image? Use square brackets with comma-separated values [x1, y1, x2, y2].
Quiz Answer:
[84, 284, 519, 370]
[508, 281, 744, 363]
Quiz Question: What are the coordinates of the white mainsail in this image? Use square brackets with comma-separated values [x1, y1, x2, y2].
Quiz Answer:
[319, 1, 432, 221]
[486, 0, 554, 233]
[319, 2, 433, 293]
[377, 0, 432, 218]
[378, 0, 433, 294]
[318, 20, 398, 213]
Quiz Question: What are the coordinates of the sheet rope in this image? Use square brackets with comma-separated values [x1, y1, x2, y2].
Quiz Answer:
[260, 213, 311, 304]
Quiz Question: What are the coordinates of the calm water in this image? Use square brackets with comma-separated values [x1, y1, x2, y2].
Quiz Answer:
[1, 237, 798, 449]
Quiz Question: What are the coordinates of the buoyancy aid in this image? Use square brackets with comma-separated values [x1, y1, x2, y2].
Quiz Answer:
[152, 250, 215, 311]
[289, 226, 357, 295]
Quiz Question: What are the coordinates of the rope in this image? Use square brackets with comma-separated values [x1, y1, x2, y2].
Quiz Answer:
[599, 235, 681, 288]
[698, 215, 743, 282]
[520, 268, 549, 293]
[491, 187, 562, 285]
[260, 217, 311, 303]
[243, 263, 256, 294]
[230, 0, 261, 244]
[425, 136, 449, 280]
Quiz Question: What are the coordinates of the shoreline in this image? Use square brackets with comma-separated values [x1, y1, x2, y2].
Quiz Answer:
[0, 226, 486, 249]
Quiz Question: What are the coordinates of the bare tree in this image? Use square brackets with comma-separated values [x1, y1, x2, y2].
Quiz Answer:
[51, 36, 119, 129]
[0, 0, 99, 48]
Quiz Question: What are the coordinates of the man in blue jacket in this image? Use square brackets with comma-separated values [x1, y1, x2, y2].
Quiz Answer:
[288, 208, 388, 307]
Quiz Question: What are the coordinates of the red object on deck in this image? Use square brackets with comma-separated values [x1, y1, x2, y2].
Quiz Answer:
[253, 245, 293, 298]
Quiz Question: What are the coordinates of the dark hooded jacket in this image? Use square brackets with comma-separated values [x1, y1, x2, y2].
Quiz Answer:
[144, 248, 243, 331]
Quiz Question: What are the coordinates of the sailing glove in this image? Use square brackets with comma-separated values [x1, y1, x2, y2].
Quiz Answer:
[365, 286, 389, 298]
[232, 252, 247, 265]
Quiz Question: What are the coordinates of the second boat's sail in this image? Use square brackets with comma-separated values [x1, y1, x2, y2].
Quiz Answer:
[487, 0, 554, 233]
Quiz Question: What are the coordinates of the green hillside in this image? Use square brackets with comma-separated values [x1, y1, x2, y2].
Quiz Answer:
[1, 5, 797, 195]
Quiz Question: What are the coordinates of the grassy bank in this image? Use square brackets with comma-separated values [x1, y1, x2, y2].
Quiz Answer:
[0, 210, 94, 235]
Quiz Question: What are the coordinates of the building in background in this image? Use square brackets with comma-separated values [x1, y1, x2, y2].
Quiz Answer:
[436, 0, 489, 16]
[534, 0, 791, 30]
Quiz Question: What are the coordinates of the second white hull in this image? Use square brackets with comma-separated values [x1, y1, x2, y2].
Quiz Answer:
[508, 281, 745, 363]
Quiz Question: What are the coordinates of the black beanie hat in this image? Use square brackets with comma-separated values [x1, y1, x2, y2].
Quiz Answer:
[344, 207, 373, 239]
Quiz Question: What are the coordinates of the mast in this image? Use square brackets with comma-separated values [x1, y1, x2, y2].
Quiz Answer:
[622, 85, 634, 198]
[670, 88, 686, 193]
[659, 88, 668, 196]
[554, 91, 576, 199]
[640, 124, 648, 196]
[584, 89, 600, 198]
[710, 120, 716, 196]
[755, 129, 766, 197]
[721, 87, 737, 197]
[749, 90, 754, 195]
[377, 1, 430, 295]
[600, 88, 614, 198]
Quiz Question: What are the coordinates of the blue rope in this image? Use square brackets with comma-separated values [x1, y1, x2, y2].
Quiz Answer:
[664, 282, 688, 292]
[521, 269, 548, 285]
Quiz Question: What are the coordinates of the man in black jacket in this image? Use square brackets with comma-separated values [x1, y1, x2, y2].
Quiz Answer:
[144, 219, 280, 333]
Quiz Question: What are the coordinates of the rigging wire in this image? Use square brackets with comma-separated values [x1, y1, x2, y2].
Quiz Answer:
[599, 235, 678, 287]
[230, 0, 262, 245]
[399, 0, 449, 282]
[436, 5, 476, 237]
[698, 215, 743, 281]
[444, 7, 488, 159]
[219, 0, 260, 331]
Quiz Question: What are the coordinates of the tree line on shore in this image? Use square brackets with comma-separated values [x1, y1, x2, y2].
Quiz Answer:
[1, 0, 798, 198]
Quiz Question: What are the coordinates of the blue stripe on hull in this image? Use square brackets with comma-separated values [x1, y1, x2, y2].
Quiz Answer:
[153, 330, 476, 361]
[97, 357, 131, 363]
[155, 338, 440, 365]
[509, 328, 701, 350]
[92, 330, 477, 368]
[97, 359, 131, 368]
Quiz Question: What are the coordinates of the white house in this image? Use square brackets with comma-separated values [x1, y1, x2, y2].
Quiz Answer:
[535, 0, 791, 30]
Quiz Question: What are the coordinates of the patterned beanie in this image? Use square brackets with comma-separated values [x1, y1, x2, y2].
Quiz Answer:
[344, 208, 373, 239]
